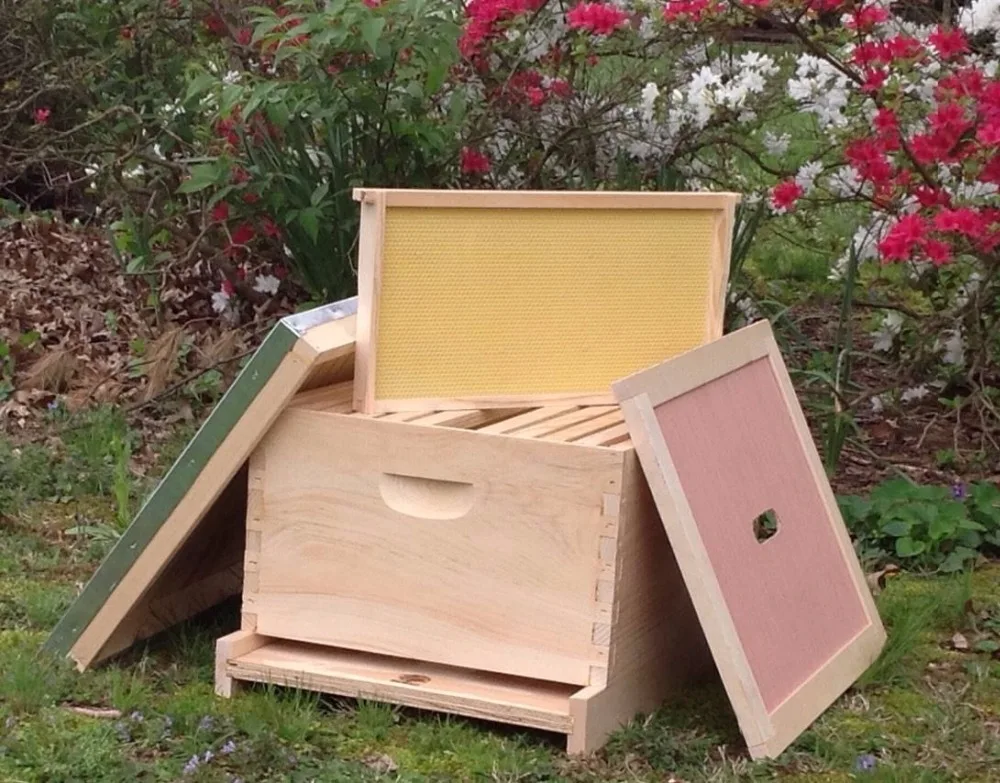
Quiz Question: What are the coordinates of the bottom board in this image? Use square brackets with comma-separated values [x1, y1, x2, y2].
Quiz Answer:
[221, 636, 575, 733]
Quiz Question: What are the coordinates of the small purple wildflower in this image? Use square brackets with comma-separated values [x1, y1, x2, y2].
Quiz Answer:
[203, 749, 215, 763]
[221, 739, 237, 755]
[47, 399, 60, 411]
[129, 711, 144, 723]
[197, 715, 214, 732]
[952, 482, 967, 500]
[231, 778, 244, 783]
[113, 721, 132, 742]
[854, 753, 877, 772]
[183, 754, 201, 775]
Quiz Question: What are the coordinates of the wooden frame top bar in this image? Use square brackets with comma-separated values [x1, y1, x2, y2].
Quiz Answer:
[353, 188, 741, 211]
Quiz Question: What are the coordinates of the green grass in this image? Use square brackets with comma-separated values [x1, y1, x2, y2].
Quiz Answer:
[2, 416, 1000, 781]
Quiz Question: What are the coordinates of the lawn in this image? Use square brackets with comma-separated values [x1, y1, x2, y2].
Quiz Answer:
[1, 407, 1000, 782]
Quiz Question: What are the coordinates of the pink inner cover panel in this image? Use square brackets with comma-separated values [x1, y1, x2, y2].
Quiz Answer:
[654, 357, 870, 712]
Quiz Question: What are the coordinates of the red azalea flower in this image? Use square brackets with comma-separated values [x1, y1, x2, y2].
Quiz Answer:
[770, 179, 804, 212]
[211, 202, 230, 223]
[922, 238, 953, 265]
[878, 214, 928, 261]
[460, 147, 491, 175]
[231, 222, 255, 246]
[33, 107, 51, 125]
[221, 279, 235, 296]
[886, 35, 923, 61]
[933, 207, 987, 238]
[846, 3, 889, 32]
[120, 26, 136, 41]
[548, 79, 572, 99]
[363, 0, 382, 7]
[261, 216, 282, 239]
[567, 2, 628, 35]
[929, 26, 968, 60]
[862, 69, 888, 94]
[845, 138, 893, 185]
[231, 167, 252, 185]
[203, 13, 228, 37]
[526, 87, 546, 107]
[234, 27, 252, 46]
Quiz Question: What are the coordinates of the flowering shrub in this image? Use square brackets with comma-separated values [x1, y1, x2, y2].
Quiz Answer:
[181, 0, 464, 307]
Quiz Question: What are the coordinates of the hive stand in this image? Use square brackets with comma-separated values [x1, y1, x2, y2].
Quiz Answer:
[215, 385, 714, 753]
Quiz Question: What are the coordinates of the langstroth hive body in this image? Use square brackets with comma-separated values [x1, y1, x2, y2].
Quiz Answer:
[216, 380, 712, 753]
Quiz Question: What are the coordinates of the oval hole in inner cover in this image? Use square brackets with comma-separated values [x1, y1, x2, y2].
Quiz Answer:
[378, 473, 477, 520]
[752, 508, 779, 544]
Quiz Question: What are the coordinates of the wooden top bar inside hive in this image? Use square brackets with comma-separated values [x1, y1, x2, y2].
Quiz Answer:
[288, 381, 632, 449]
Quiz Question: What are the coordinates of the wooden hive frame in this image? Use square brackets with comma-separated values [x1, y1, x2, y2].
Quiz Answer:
[216, 384, 714, 753]
[353, 188, 740, 413]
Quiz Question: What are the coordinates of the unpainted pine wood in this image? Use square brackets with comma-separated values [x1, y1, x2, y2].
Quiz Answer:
[215, 629, 270, 698]
[653, 359, 872, 712]
[613, 320, 886, 757]
[476, 406, 576, 434]
[406, 408, 529, 429]
[611, 320, 772, 406]
[509, 406, 618, 440]
[287, 381, 354, 412]
[543, 410, 624, 443]
[620, 396, 771, 749]
[354, 188, 741, 211]
[69, 348, 317, 670]
[372, 392, 620, 414]
[567, 453, 714, 754]
[353, 192, 386, 413]
[224, 639, 576, 732]
[251, 408, 622, 685]
[706, 201, 736, 342]
[575, 422, 631, 448]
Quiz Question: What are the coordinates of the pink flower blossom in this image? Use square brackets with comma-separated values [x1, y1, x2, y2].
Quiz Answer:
[771, 180, 803, 212]
[566, 2, 628, 35]
[33, 107, 51, 125]
[211, 202, 230, 223]
[460, 147, 491, 175]
[928, 26, 968, 61]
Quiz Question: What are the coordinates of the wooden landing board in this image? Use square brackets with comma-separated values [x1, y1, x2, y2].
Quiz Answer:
[353, 188, 739, 413]
[45, 298, 360, 669]
[612, 320, 886, 759]
[219, 636, 577, 733]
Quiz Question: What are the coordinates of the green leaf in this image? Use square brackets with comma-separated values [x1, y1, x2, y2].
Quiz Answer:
[895, 536, 925, 557]
[311, 181, 330, 207]
[177, 162, 224, 194]
[297, 207, 320, 241]
[185, 71, 218, 102]
[881, 519, 911, 538]
[973, 639, 1000, 653]
[361, 17, 386, 54]
[939, 551, 968, 572]
[929, 514, 958, 541]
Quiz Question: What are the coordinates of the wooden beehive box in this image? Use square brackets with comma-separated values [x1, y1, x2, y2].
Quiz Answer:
[215, 380, 712, 753]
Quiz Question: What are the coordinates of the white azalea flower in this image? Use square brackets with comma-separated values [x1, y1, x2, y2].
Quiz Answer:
[253, 274, 281, 295]
[211, 289, 231, 314]
[872, 312, 904, 352]
[763, 131, 790, 157]
[901, 385, 930, 403]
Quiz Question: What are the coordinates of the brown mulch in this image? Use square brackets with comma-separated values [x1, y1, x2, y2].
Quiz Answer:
[785, 302, 1000, 497]
[0, 219, 298, 438]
